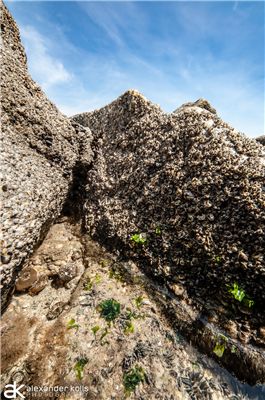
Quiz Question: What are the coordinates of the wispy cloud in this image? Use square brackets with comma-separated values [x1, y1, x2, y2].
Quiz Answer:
[19, 25, 74, 91]
[233, 2, 239, 11]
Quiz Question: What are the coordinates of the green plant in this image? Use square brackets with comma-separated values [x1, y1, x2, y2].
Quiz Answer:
[95, 276, 101, 284]
[213, 344, 225, 358]
[126, 307, 145, 321]
[123, 364, 147, 397]
[84, 277, 92, 291]
[91, 326, 100, 335]
[102, 261, 106, 267]
[109, 269, 115, 278]
[135, 296, 144, 310]
[216, 256, 220, 262]
[100, 327, 108, 341]
[68, 318, 79, 330]
[218, 333, 228, 342]
[116, 274, 123, 281]
[124, 321, 134, 335]
[192, 360, 200, 369]
[226, 283, 254, 307]
[74, 358, 89, 380]
[231, 345, 236, 353]
[99, 299, 121, 327]
[101, 340, 110, 346]
[132, 234, 147, 244]
[156, 225, 161, 234]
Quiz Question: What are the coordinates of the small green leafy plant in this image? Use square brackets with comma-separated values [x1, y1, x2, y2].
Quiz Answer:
[95, 276, 101, 284]
[91, 326, 100, 335]
[124, 321, 134, 335]
[74, 358, 89, 380]
[192, 360, 200, 369]
[218, 333, 228, 342]
[84, 277, 93, 291]
[123, 364, 147, 397]
[156, 225, 161, 234]
[109, 269, 115, 278]
[213, 344, 225, 358]
[126, 307, 145, 320]
[226, 283, 254, 307]
[68, 318, 79, 330]
[135, 297, 144, 310]
[216, 256, 220, 262]
[100, 327, 108, 341]
[116, 274, 123, 281]
[100, 299, 121, 327]
[102, 261, 106, 267]
[132, 234, 147, 244]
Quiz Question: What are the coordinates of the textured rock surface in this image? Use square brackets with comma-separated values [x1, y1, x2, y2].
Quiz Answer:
[0, 0, 93, 307]
[256, 135, 265, 146]
[2, 220, 264, 399]
[173, 98, 217, 115]
[71, 89, 265, 353]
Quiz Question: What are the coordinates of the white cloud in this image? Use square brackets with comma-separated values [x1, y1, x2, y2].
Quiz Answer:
[233, 2, 239, 11]
[19, 25, 74, 91]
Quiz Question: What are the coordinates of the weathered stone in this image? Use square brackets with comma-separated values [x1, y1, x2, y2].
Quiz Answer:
[0, 0, 93, 307]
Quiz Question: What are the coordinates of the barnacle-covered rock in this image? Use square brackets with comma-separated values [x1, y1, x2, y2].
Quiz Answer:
[58, 264, 77, 282]
[256, 135, 265, 146]
[0, 0, 93, 308]
[71, 89, 265, 350]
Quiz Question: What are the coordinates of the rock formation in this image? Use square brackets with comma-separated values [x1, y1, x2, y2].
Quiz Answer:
[71, 89, 265, 347]
[1, 0, 265, 396]
[0, 0, 93, 307]
[256, 135, 265, 146]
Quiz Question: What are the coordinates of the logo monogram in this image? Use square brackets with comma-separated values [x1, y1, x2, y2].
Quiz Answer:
[4, 382, 25, 399]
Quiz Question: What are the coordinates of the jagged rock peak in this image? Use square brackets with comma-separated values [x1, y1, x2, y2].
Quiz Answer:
[173, 97, 217, 115]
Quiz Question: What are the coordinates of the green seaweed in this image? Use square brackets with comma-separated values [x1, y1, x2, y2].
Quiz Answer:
[100, 327, 109, 341]
[101, 340, 110, 346]
[91, 326, 100, 335]
[132, 234, 147, 244]
[109, 269, 115, 278]
[135, 296, 144, 310]
[74, 358, 89, 380]
[231, 345, 237, 353]
[218, 333, 228, 342]
[84, 277, 93, 291]
[155, 225, 161, 234]
[124, 321, 134, 335]
[100, 299, 121, 327]
[126, 307, 145, 321]
[213, 344, 225, 357]
[123, 364, 147, 397]
[68, 318, 79, 330]
[226, 283, 254, 307]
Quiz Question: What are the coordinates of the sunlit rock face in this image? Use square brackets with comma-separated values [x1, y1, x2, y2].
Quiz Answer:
[71, 89, 265, 335]
[0, 0, 93, 307]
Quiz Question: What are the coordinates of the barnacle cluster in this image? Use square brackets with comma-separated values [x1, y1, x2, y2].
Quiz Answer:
[71, 89, 265, 341]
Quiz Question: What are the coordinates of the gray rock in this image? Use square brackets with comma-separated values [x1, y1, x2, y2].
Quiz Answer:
[172, 97, 217, 114]
[0, 0, 93, 307]
[256, 135, 265, 146]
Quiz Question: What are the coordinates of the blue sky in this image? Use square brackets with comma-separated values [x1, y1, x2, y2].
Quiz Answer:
[5, 1, 264, 138]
